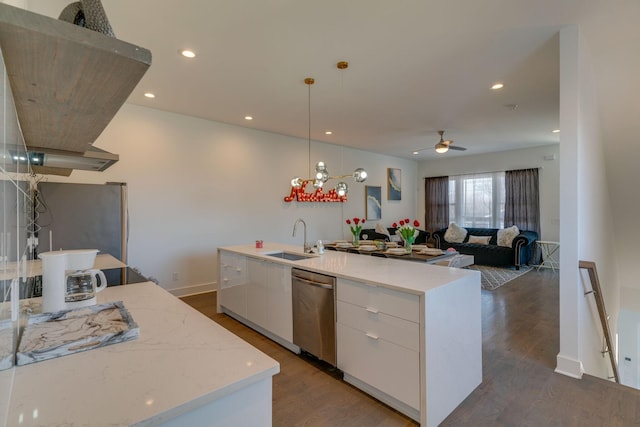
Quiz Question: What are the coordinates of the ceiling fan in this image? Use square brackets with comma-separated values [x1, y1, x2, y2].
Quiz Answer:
[435, 130, 467, 153]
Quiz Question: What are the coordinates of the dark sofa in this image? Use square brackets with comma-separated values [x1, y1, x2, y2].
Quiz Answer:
[432, 227, 538, 269]
[359, 227, 430, 245]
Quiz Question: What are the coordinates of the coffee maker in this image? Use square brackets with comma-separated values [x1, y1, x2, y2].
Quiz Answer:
[39, 249, 107, 313]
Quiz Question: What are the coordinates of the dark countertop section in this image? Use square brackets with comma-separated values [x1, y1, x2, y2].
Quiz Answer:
[17, 267, 150, 299]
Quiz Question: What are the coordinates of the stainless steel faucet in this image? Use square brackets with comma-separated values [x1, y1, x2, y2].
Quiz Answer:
[292, 218, 311, 253]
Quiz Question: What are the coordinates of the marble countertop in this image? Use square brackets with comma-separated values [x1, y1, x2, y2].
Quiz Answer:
[4, 282, 280, 426]
[219, 243, 479, 295]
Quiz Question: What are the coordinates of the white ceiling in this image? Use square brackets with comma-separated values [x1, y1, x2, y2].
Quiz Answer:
[23, 0, 640, 163]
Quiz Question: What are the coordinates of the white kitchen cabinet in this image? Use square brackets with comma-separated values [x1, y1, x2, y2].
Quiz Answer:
[265, 261, 293, 342]
[337, 278, 421, 418]
[246, 257, 269, 327]
[218, 251, 247, 318]
[247, 258, 292, 342]
[218, 244, 482, 427]
[219, 251, 293, 346]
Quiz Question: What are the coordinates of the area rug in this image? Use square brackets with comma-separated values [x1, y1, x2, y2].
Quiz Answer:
[467, 265, 532, 291]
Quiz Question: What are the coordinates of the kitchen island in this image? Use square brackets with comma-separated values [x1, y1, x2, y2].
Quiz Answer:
[218, 243, 482, 427]
[3, 282, 279, 426]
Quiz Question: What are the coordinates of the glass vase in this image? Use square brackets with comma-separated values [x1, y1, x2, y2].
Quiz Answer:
[352, 233, 359, 247]
[404, 236, 415, 252]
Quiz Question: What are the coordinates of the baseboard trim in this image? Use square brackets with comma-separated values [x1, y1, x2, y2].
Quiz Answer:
[555, 354, 584, 379]
[168, 282, 217, 298]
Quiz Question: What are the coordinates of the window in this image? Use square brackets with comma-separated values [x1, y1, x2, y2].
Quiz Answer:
[449, 172, 505, 228]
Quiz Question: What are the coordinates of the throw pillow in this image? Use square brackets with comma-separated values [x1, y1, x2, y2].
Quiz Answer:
[497, 225, 520, 247]
[374, 223, 391, 240]
[468, 235, 491, 245]
[444, 222, 468, 243]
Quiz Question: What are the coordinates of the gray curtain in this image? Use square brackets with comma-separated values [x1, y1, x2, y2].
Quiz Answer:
[504, 168, 541, 259]
[424, 176, 449, 234]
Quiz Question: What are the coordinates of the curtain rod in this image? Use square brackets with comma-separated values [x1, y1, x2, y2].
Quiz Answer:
[423, 166, 543, 179]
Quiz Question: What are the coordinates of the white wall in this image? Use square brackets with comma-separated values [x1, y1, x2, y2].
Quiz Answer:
[417, 144, 560, 241]
[557, 26, 618, 381]
[39, 103, 418, 295]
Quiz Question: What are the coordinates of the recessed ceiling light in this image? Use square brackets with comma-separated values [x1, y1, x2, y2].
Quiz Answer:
[491, 82, 505, 90]
[180, 49, 196, 58]
[552, 129, 560, 133]
[412, 151, 419, 155]
[325, 131, 333, 135]
[144, 92, 155, 99]
[244, 116, 253, 121]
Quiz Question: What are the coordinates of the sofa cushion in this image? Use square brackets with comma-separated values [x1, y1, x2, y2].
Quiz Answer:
[497, 225, 520, 247]
[468, 235, 491, 245]
[444, 222, 468, 243]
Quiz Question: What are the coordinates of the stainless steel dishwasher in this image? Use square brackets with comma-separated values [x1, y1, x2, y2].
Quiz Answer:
[291, 267, 336, 366]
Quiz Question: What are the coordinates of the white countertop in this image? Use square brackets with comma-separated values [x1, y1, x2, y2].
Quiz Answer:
[219, 243, 479, 295]
[4, 282, 280, 426]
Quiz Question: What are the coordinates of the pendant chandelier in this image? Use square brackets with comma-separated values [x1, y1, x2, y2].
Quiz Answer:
[285, 63, 367, 203]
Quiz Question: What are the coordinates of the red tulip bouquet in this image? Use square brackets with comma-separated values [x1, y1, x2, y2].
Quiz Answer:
[346, 217, 365, 246]
[392, 218, 420, 251]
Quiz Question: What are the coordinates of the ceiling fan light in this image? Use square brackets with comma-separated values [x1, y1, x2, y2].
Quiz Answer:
[435, 143, 449, 154]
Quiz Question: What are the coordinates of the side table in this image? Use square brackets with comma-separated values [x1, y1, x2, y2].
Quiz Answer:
[536, 241, 560, 271]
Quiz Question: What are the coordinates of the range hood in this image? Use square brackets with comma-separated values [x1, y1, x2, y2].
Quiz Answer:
[7, 146, 119, 177]
[0, 3, 151, 177]
[29, 146, 119, 170]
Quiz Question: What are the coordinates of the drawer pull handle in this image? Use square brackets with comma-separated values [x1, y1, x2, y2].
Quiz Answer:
[365, 333, 379, 340]
[365, 307, 379, 314]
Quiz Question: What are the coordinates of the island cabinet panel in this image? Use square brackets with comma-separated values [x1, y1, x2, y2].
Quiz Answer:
[246, 258, 293, 342]
[336, 278, 420, 415]
[246, 257, 269, 327]
[219, 251, 294, 345]
[218, 251, 247, 317]
[265, 261, 293, 342]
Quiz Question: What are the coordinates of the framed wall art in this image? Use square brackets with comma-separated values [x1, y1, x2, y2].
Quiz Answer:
[387, 168, 401, 200]
[365, 185, 382, 220]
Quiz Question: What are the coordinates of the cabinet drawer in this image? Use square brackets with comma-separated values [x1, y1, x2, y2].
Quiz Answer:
[337, 323, 419, 410]
[337, 300, 419, 351]
[337, 278, 419, 323]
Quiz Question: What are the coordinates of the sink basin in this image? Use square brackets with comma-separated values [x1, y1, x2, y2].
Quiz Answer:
[265, 251, 316, 261]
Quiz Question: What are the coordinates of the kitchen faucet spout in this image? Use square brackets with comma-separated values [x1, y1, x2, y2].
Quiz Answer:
[292, 219, 311, 253]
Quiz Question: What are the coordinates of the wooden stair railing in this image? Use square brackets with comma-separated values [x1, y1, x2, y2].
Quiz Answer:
[579, 260, 619, 383]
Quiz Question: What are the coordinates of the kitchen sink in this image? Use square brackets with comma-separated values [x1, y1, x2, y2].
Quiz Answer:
[265, 251, 316, 261]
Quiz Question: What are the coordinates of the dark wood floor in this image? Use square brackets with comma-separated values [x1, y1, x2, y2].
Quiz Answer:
[181, 269, 640, 426]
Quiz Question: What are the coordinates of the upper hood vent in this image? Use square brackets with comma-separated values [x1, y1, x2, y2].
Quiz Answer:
[7, 146, 119, 176]
[30, 146, 118, 171]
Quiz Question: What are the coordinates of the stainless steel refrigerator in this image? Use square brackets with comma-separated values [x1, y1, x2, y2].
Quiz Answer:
[35, 182, 127, 260]
[34, 182, 133, 286]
